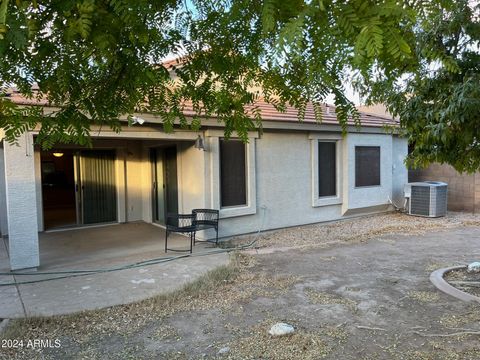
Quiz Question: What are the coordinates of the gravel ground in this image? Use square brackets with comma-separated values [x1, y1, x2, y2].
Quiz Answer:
[236, 211, 480, 250]
[2, 212, 480, 359]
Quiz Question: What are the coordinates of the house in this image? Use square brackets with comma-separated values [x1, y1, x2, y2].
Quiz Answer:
[0, 91, 408, 270]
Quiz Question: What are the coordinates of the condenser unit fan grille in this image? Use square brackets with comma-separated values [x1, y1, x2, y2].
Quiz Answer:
[405, 181, 448, 217]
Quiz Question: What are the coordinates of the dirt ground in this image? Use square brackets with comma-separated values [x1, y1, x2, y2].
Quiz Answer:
[2, 213, 480, 359]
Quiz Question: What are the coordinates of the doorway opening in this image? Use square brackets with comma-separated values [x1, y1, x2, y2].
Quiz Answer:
[40, 149, 117, 230]
[41, 150, 76, 229]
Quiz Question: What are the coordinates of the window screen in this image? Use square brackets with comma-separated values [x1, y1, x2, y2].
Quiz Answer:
[220, 139, 247, 207]
[318, 142, 336, 197]
[355, 146, 380, 187]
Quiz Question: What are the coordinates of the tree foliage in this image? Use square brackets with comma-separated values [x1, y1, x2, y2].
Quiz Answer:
[0, 0, 476, 175]
[1, 0, 181, 147]
[0, 0, 419, 147]
[365, 0, 480, 173]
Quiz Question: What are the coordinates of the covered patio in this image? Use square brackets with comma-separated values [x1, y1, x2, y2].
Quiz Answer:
[0, 128, 211, 271]
[0, 223, 229, 318]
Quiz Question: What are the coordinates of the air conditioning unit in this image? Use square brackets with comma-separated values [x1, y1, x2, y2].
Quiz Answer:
[404, 181, 448, 217]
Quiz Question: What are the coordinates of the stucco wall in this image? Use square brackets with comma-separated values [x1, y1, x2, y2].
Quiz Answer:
[4, 133, 40, 270]
[0, 144, 7, 236]
[254, 132, 343, 231]
[0, 127, 408, 269]
[177, 142, 206, 214]
[213, 131, 408, 238]
[342, 133, 393, 213]
[392, 137, 409, 205]
[140, 143, 153, 223]
[409, 163, 478, 212]
[125, 141, 144, 221]
[25, 131, 405, 238]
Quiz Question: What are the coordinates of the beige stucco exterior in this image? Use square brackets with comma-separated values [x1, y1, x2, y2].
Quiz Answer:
[0, 121, 408, 270]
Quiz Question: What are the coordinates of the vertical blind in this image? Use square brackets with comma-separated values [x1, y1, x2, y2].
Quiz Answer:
[220, 139, 247, 207]
[81, 150, 117, 224]
[355, 146, 381, 187]
[318, 142, 336, 197]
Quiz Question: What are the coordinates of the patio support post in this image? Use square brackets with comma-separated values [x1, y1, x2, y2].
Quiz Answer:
[4, 132, 40, 270]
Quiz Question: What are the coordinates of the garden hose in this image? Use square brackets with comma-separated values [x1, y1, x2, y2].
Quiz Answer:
[0, 207, 267, 287]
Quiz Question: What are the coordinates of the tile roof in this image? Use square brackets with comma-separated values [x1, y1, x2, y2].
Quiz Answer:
[250, 101, 397, 128]
[181, 99, 398, 128]
[4, 88, 398, 128]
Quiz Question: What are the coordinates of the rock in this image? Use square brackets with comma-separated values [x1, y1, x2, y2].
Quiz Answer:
[467, 262, 480, 273]
[268, 322, 295, 336]
[0, 319, 10, 334]
[218, 347, 230, 355]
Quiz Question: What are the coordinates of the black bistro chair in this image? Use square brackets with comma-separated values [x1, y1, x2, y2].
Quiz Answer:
[165, 213, 197, 253]
[192, 209, 219, 245]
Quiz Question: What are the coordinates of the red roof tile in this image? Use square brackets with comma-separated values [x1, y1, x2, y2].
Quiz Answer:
[4, 88, 398, 128]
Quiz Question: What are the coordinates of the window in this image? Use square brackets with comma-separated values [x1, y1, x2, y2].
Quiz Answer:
[310, 134, 342, 207]
[318, 142, 336, 197]
[209, 131, 257, 218]
[220, 139, 247, 207]
[355, 146, 380, 187]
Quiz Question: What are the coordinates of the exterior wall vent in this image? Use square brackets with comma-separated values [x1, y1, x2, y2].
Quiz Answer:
[404, 181, 448, 217]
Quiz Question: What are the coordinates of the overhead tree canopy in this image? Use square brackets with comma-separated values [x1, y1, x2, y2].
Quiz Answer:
[366, 0, 480, 173]
[0, 0, 478, 173]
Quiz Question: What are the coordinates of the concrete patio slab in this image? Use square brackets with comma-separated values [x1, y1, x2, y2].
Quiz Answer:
[0, 223, 229, 319]
[0, 238, 25, 318]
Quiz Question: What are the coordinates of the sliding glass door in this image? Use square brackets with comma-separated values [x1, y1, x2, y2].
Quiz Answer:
[40, 149, 117, 229]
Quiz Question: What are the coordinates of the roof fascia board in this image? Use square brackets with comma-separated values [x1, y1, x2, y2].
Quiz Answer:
[19, 105, 398, 135]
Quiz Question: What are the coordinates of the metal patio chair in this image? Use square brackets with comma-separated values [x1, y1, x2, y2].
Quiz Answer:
[192, 209, 219, 245]
[165, 213, 197, 253]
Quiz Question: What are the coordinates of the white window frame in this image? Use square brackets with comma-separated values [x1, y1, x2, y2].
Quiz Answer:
[207, 131, 257, 219]
[310, 133, 343, 207]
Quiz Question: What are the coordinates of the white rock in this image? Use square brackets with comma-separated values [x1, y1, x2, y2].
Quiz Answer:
[218, 346, 230, 355]
[467, 262, 480, 273]
[268, 323, 295, 336]
[130, 278, 155, 284]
